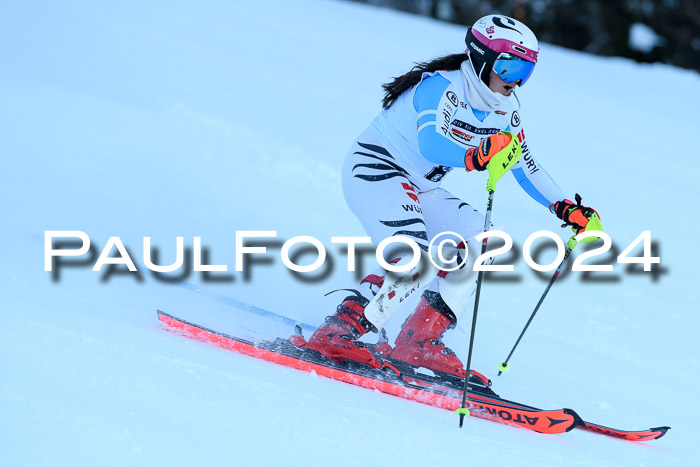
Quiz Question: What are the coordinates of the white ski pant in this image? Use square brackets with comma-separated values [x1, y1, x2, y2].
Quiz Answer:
[341, 130, 489, 325]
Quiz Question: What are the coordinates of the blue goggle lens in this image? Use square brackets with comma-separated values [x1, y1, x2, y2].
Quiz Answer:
[492, 53, 536, 86]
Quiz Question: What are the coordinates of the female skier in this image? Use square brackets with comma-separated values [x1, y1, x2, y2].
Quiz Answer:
[298, 15, 599, 379]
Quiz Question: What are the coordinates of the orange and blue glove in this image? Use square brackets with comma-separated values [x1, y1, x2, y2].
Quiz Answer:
[549, 194, 599, 234]
[464, 133, 515, 172]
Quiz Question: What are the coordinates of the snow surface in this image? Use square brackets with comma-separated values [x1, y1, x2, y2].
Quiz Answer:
[2, 0, 699, 465]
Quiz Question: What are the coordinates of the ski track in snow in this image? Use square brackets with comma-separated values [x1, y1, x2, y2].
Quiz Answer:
[1, 0, 698, 465]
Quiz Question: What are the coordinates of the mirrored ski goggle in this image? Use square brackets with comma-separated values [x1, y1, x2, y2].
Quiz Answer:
[492, 53, 536, 86]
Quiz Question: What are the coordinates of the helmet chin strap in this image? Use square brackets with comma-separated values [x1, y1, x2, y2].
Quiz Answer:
[473, 61, 492, 87]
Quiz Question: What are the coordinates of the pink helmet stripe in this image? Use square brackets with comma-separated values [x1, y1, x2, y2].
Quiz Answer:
[471, 29, 538, 63]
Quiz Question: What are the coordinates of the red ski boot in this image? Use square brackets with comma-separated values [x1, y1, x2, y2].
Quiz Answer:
[387, 291, 466, 378]
[304, 296, 382, 369]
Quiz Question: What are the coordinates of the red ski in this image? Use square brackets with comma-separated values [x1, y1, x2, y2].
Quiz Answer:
[157, 310, 668, 441]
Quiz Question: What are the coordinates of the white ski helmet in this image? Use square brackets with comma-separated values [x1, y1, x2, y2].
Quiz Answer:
[465, 15, 539, 86]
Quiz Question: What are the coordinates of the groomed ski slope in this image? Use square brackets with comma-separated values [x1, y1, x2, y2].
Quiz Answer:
[1, 0, 698, 465]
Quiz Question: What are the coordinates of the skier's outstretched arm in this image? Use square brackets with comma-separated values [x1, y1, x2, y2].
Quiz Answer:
[509, 138, 600, 233]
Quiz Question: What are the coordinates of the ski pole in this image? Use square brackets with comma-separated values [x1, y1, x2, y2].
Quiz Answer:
[455, 131, 522, 428]
[497, 236, 578, 376]
[457, 189, 495, 428]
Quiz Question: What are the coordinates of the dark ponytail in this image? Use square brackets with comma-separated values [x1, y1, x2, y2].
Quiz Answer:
[381, 53, 469, 109]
